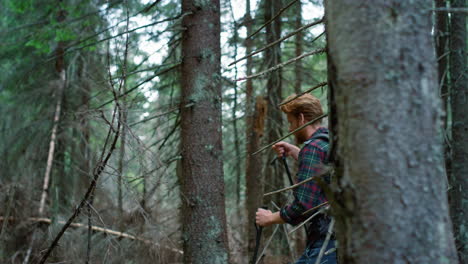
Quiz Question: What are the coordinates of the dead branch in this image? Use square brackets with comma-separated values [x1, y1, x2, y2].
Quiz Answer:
[278, 82, 328, 106]
[0, 217, 183, 255]
[288, 207, 327, 235]
[252, 113, 328, 155]
[229, 18, 324, 67]
[301, 202, 329, 216]
[38, 71, 66, 216]
[130, 106, 180, 127]
[254, 224, 280, 264]
[236, 48, 326, 82]
[246, 0, 299, 40]
[38, 62, 123, 263]
[263, 168, 330, 197]
[96, 62, 181, 109]
[314, 218, 335, 264]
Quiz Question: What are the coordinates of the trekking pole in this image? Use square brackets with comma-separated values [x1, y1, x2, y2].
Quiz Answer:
[251, 206, 268, 264]
[281, 155, 294, 186]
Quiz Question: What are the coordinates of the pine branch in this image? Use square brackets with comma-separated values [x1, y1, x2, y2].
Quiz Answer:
[229, 19, 324, 67]
[236, 48, 326, 82]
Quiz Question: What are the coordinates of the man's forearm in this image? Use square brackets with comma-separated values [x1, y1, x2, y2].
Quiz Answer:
[269, 212, 285, 225]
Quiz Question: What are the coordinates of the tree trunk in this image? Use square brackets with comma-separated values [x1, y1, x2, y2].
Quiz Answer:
[118, 84, 127, 221]
[78, 57, 91, 197]
[245, 96, 267, 260]
[294, 0, 303, 95]
[435, 0, 449, 127]
[243, 0, 265, 261]
[293, 1, 306, 255]
[38, 1, 67, 214]
[263, 0, 289, 257]
[180, 0, 229, 263]
[325, 0, 459, 263]
[448, 0, 467, 262]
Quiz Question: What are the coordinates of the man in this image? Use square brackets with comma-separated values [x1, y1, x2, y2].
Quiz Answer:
[255, 93, 336, 264]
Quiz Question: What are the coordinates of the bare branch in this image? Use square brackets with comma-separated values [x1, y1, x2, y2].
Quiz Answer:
[301, 201, 329, 216]
[252, 113, 328, 155]
[288, 207, 327, 235]
[236, 48, 326, 82]
[38, 55, 123, 263]
[95, 62, 181, 109]
[264, 168, 330, 197]
[314, 218, 335, 264]
[229, 19, 324, 67]
[278, 82, 328, 106]
[0, 217, 183, 255]
[254, 224, 280, 264]
[246, 0, 299, 40]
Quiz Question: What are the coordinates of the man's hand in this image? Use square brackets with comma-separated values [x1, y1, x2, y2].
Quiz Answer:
[255, 209, 285, 227]
[272, 142, 300, 160]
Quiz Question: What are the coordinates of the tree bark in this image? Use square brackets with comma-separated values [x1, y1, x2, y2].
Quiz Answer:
[243, 0, 267, 260]
[294, 0, 303, 95]
[180, 0, 229, 263]
[325, 0, 459, 263]
[118, 90, 127, 221]
[449, 0, 467, 262]
[435, 0, 449, 127]
[245, 96, 267, 260]
[293, 1, 306, 255]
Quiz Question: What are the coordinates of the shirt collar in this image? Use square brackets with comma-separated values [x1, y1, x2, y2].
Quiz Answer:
[304, 127, 328, 144]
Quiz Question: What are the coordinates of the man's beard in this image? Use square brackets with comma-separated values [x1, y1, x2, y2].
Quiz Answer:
[294, 130, 307, 145]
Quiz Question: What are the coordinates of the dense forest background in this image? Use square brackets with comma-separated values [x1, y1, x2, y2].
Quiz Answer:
[0, 0, 466, 263]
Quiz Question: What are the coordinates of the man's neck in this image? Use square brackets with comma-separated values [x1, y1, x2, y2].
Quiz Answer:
[303, 125, 320, 141]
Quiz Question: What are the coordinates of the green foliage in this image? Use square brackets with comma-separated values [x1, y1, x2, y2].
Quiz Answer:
[6, 0, 34, 14]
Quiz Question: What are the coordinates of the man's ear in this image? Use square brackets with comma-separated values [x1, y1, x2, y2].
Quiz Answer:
[299, 113, 305, 125]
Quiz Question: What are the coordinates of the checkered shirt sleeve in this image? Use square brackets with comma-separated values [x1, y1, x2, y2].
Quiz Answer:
[280, 139, 329, 225]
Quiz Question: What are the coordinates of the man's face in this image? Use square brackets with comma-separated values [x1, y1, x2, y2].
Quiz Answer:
[287, 113, 306, 144]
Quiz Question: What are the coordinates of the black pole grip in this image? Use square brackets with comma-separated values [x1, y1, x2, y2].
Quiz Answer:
[251, 206, 268, 264]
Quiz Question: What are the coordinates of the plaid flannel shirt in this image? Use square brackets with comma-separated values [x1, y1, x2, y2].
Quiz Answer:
[280, 127, 329, 226]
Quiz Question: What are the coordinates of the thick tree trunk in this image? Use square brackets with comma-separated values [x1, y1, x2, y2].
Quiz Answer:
[180, 0, 229, 263]
[449, 0, 467, 262]
[263, 0, 289, 257]
[325, 1, 459, 263]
